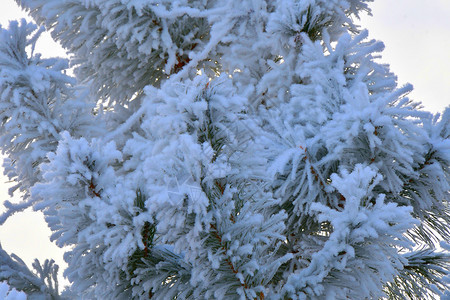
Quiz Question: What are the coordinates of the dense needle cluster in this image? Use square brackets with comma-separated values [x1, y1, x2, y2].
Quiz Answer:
[0, 0, 449, 299]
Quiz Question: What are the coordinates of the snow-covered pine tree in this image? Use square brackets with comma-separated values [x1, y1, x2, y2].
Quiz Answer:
[0, 0, 449, 298]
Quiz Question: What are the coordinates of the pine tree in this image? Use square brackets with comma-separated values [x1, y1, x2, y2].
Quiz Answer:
[0, 0, 449, 299]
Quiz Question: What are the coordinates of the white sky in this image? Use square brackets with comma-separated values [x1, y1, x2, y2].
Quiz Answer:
[0, 0, 449, 289]
[360, 0, 450, 113]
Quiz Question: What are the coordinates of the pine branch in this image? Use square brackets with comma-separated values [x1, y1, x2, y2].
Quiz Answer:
[385, 247, 450, 299]
[0, 244, 62, 299]
[17, 0, 210, 104]
[0, 19, 99, 208]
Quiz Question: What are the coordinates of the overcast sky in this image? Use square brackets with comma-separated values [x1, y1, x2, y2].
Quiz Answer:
[0, 0, 449, 288]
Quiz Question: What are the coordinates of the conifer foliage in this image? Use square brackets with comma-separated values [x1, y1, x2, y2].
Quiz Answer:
[0, 0, 449, 299]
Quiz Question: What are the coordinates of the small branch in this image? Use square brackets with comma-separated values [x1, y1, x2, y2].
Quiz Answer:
[88, 179, 101, 198]
[103, 104, 147, 142]
[209, 223, 248, 288]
